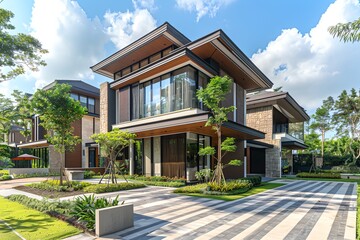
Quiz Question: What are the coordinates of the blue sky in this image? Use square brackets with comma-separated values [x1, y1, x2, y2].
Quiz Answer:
[1, 0, 360, 120]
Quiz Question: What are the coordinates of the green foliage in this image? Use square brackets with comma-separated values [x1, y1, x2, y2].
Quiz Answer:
[84, 170, 96, 179]
[227, 160, 242, 166]
[330, 165, 360, 173]
[140, 181, 185, 187]
[198, 146, 216, 156]
[332, 89, 360, 163]
[0, 8, 48, 82]
[83, 182, 145, 193]
[0, 174, 12, 181]
[126, 174, 186, 183]
[6, 194, 73, 215]
[0, 156, 14, 168]
[91, 129, 136, 183]
[13, 172, 59, 179]
[196, 75, 239, 184]
[328, 17, 360, 43]
[12, 90, 33, 141]
[31, 84, 86, 154]
[70, 194, 120, 230]
[207, 180, 253, 194]
[0, 169, 9, 176]
[195, 169, 214, 182]
[296, 172, 341, 179]
[28, 180, 91, 192]
[242, 176, 262, 186]
[173, 184, 207, 194]
[0, 95, 15, 142]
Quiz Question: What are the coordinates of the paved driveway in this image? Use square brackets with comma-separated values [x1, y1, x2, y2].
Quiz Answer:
[101, 180, 356, 240]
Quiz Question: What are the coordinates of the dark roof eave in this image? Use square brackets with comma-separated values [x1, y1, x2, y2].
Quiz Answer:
[223, 121, 266, 139]
[282, 141, 308, 149]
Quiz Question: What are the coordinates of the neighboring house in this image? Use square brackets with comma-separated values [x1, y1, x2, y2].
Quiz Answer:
[16, 80, 101, 171]
[6, 125, 30, 148]
[91, 22, 273, 181]
[246, 91, 310, 178]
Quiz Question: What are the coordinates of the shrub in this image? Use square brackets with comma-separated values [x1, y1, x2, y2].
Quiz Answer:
[13, 172, 59, 179]
[142, 181, 185, 187]
[70, 194, 121, 230]
[84, 170, 96, 179]
[242, 175, 262, 186]
[207, 180, 252, 192]
[0, 174, 12, 181]
[330, 165, 360, 173]
[296, 172, 341, 179]
[195, 169, 213, 183]
[127, 174, 186, 183]
[173, 184, 207, 194]
[0, 169, 9, 176]
[27, 180, 91, 192]
[0, 156, 14, 168]
[6, 194, 74, 215]
[83, 182, 145, 193]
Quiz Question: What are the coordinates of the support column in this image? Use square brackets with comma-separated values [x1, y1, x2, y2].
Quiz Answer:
[144, 138, 151, 176]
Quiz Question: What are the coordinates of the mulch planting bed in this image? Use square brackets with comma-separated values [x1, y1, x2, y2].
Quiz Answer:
[14, 185, 86, 198]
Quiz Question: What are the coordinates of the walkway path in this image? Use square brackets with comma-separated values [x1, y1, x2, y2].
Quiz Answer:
[99, 180, 356, 240]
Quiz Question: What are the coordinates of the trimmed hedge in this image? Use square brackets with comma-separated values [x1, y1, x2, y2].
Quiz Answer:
[27, 180, 91, 192]
[6, 194, 73, 215]
[207, 181, 252, 192]
[242, 176, 262, 186]
[0, 174, 12, 181]
[83, 182, 145, 193]
[296, 172, 341, 179]
[173, 184, 207, 194]
[127, 174, 186, 183]
[140, 181, 185, 187]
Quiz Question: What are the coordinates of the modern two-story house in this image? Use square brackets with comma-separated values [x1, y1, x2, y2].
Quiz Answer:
[16, 80, 101, 172]
[246, 91, 310, 177]
[91, 22, 274, 181]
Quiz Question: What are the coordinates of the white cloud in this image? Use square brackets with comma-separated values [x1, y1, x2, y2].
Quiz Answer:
[176, 0, 234, 22]
[251, 0, 360, 111]
[104, 3, 157, 50]
[132, 0, 156, 11]
[29, 0, 108, 89]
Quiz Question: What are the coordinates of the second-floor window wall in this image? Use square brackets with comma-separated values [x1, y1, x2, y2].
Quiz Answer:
[71, 93, 96, 114]
[129, 66, 209, 120]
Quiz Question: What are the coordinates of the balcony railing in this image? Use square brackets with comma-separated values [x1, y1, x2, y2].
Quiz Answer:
[273, 122, 304, 141]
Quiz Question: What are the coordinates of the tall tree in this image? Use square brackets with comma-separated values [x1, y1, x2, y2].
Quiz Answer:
[91, 129, 136, 184]
[328, 17, 360, 42]
[31, 84, 86, 184]
[302, 131, 321, 154]
[12, 90, 32, 142]
[310, 96, 334, 157]
[197, 75, 241, 185]
[0, 93, 14, 142]
[0, 7, 47, 82]
[332, 88, 360, 164]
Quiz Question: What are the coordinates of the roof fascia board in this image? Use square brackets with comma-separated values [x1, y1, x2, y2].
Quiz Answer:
[91, 23, 190, 73]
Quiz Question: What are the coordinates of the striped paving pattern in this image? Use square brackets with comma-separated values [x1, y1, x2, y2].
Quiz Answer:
[102, 181, 357, 240]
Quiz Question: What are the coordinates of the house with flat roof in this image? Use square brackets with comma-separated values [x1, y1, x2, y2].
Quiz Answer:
[246, 91, 310, 178]
[91, 22, 273, 181]
[15, 80, 101, 172]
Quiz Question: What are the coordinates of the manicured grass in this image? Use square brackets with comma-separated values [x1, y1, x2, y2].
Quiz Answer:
[177, 182, 284, 201]
[0, 197, 81, 240]
[0, 222, 21, 240]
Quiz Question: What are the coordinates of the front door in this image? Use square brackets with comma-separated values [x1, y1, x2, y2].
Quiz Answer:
[89, 147, 96, 167]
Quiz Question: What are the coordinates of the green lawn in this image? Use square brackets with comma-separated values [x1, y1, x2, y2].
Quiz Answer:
[0, 197, 81, 240]
[178, 182, 284, 201]
[0, 222, 21, 240]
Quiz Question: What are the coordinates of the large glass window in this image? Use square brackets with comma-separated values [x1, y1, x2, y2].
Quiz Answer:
[132, 66, 208, 119]
[161, 74, 171, 114]
[80, 95, 87, 108]
[152, 78, 161, 116]
[70, 93, 78, 101]
[144, 82, 152, 117]
[88, 98, 95, 113]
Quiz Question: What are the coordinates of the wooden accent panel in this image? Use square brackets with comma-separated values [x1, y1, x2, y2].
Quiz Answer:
[65, 119, 82, 168]
[119, 86, 130, 123]
[223, 140, 244, 179]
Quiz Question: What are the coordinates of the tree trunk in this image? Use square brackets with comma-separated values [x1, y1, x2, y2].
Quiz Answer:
[216, 126, 222, 185]
[59, 153, 63, 185]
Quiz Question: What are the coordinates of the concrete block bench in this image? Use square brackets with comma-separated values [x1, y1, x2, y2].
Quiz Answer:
[65, 170, 85, 181]
[96, 203, 134, 237]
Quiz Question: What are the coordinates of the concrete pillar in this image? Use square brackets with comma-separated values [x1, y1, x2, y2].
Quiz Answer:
[153, 137, 161, 176]
[144, 138, 151, 176]
[129, 141, 134, 175]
